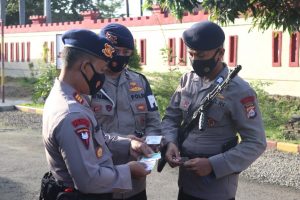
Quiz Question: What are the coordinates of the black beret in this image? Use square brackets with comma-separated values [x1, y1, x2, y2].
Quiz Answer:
[99, 23, 134, 50]
[183, 21, 225, 51]
[62, 29, 115, 62]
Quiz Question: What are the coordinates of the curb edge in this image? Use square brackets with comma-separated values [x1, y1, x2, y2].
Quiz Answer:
[14, 105, 300, 154]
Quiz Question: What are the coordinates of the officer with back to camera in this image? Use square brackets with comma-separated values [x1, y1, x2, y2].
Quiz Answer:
[41, 29, 153, 200]
[90, 23, 162, 200]
[161, 21, 267, 200]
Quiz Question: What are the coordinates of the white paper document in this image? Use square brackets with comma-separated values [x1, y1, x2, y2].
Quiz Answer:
[139, 152, 161, 171]
[145, 136, 162, 145]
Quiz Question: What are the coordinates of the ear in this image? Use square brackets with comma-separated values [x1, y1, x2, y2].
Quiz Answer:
[79, 60, 90, 74]
[219, 48, 225, 57]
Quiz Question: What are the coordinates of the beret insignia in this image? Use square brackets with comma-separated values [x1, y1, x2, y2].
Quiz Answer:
[105, 32, 118, 44]
[102, 43, 115, 58]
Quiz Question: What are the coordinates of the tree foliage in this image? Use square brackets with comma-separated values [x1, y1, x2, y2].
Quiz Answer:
[5, 0, 124, 25]
[6, 0, 44, 25]
[144, 0, 300, 33]
[94, 0, 124, 19]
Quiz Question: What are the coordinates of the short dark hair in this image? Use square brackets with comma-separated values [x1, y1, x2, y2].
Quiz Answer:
[62, 47, 94, 69]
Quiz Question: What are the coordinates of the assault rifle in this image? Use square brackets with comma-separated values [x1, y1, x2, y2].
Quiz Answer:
[157, 65, 242, 172]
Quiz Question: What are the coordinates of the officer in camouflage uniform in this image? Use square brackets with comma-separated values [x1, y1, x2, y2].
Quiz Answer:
[42, 29, 153, 200]
[90, 23, 161, 200]
[161, 21, 267, 200]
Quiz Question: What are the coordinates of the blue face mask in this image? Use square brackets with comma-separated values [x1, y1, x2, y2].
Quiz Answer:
[108, 55, 130, 72]
[190, 49, 220, 77]
[81, 63, 105, 95]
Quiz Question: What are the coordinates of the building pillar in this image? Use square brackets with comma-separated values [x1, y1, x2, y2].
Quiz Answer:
[44, 0, 51, 23]
[19, 0, 25, 25]
[0, 0, 6, 24]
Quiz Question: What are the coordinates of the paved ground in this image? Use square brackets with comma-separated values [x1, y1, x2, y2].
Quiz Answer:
[0, 128, 300, 200]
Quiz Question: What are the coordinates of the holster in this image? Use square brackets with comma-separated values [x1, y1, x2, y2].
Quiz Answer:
[39, 171, 78, 200]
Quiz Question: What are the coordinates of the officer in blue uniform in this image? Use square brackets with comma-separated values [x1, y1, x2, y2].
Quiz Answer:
[42, 29, 153, 200]
[90, 23, 161, 200]
[161, 21, 267, 200]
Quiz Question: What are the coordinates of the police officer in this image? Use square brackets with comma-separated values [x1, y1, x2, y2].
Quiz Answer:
[161, 21, 267, 200]
[90, 23, 161, 200]
[42, 29, 153, 200]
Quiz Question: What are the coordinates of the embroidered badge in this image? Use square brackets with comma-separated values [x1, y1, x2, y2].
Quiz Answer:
[75, 128, 90, 149]
[131, 93, 145, 100]
[240, 96, 257, 119]
[105, 32, 117, 44]
[207, 117, 216, 127]
[129, 82, 142, 92]
[72, 118, 90, 128]
[96, 146, 103, 158]
[102, 43, 115, 58]
[106, 105, 112, 112]
[73, 92, 84, 104]
[93, 105, 102, 112]
[136, 103, 146, 111]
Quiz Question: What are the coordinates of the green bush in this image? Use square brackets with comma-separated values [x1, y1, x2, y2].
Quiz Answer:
[32, 64, 59, 103]
[128, 45, 141, 70]
[143, 71, 182, 116]
[250, 81, 300, 129]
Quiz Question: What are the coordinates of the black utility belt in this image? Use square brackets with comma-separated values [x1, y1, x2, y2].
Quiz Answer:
[57, 190, 112, 200]
[77, 192, 112, 200]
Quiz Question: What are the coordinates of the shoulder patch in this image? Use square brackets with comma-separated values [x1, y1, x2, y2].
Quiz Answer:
[75, 128, 90, 149]
[240, 96, 257, 119]
[72, 118, 91, 149]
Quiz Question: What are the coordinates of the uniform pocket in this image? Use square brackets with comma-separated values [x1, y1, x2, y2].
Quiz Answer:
[207, 103, 226, 127]
[130, 100, 147, 130]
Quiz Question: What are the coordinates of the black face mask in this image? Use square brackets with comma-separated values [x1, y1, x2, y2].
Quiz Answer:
[108, 55, 130, 72]
[190, 49, 220, 77]
[81, 63, 105, 95]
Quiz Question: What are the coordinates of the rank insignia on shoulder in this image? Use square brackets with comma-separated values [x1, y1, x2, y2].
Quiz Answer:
[240, 96, 257, 119]
[73, 92, 84, 104]
[75, 128, 90, 149]
[129, 82, 142, 92]
[96, 146, 103, 158]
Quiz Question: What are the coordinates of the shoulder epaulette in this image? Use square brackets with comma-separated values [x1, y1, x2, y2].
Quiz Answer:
[127, 68, 149, 84]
